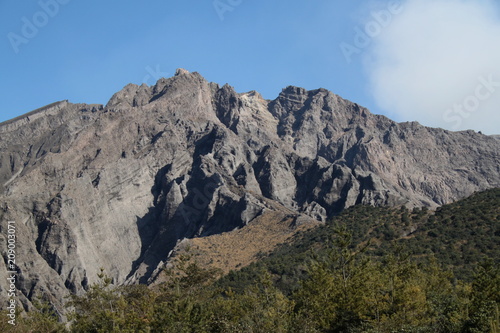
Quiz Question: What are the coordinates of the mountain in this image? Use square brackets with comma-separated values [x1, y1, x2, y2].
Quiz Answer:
[7, 188, 499, 332]
[0, 69, 499, 315]
[215, 188, 500, 296]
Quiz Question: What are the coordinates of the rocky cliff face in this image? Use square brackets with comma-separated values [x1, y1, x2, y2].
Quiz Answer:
[0, 69, 499, 315]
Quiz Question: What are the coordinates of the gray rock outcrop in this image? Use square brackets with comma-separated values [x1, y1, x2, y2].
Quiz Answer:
[0, 69, 498, 315]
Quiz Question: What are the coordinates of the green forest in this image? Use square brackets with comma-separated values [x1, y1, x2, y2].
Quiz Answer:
[3, 189, 499, 332]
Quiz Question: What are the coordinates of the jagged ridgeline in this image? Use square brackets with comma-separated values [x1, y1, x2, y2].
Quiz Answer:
[0, 69, 499, 319]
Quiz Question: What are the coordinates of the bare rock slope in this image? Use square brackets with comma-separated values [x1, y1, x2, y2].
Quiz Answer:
[0, 69, 499, 314]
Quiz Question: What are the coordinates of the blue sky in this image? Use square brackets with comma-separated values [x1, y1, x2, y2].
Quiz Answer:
[1, 0, 500, 134]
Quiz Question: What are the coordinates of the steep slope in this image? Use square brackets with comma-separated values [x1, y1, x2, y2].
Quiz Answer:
[0, 69, 498, 315]
[216, 188, 500, 294]
[158, 198, 319, 282]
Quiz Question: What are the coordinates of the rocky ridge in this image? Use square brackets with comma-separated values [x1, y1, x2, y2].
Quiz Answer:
[0, 69, 499, 315]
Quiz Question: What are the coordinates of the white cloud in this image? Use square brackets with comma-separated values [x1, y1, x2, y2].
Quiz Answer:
[365, 0, 500, 134]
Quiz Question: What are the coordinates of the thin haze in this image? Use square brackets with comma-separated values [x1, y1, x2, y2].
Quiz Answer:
[366, 0, 500, 134]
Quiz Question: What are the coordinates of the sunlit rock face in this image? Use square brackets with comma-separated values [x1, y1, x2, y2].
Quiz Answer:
[0, 69, 498, 315]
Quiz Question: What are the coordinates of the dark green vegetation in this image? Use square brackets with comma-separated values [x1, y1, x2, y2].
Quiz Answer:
[2, 189, 499, 332]
[222, 188, 500, 293]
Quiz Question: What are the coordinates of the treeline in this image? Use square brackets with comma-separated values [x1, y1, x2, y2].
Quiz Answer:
[3, 230, 499, 332]
[222, 188, 500, 293]
[2, 189, 499, 332]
